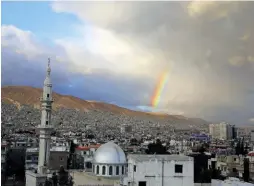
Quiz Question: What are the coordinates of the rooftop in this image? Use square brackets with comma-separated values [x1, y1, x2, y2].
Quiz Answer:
[26, 148, 39, 152]
[51, 146, 69, 152]
[26, 146, 69, 153]
[76, 144, 101, 151]
[128, 154, 193, 162]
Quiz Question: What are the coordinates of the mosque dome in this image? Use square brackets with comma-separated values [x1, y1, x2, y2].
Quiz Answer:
[93, 141, 126, 164]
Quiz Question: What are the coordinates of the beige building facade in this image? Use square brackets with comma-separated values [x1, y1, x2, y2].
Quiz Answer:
[209, 122, 234, 140]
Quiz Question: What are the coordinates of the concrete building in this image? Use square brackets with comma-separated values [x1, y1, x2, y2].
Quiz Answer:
[48, 146, 69, 170]
[1, 140, 10, 183]
[235, 126, 254, 141]
[26, 147, 69, 171]
[190, 133, 210, 142]
[75, 144, 101, 170]
[209, 122, 234, 140]
[212, 177, 253, 186]
[26, 148, 39, 170]
[121, 124, 132, 134]
[216, 155, 254, 180]
[122, 154, 194, 186]
[251, 131, 254, 143]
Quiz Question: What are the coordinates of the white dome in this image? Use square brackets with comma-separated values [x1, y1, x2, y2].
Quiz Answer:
[93, 141, 126, 164]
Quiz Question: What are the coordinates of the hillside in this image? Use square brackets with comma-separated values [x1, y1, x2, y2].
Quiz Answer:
[1, 86, 208, 125]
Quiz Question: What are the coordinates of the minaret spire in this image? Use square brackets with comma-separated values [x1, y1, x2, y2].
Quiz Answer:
[47, 58, 51, 76]
[38, 58, 54, 174]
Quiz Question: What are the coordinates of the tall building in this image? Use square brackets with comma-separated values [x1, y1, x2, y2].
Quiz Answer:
[237, 126, 254, 140]
[37, 58, 54, 174]
[26, 59, 54, 186]
[251, 130, 254, 142]
[209, 122, 234, 140]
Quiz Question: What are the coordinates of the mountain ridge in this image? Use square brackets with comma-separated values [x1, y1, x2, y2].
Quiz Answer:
[1, 86, 208, 125]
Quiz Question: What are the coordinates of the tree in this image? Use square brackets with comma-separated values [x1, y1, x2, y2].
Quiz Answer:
[69, 141, 76, 154]
[67, 140, 77, 169]
[52, 172, 58, 186]
[240, 140, 245, 155]
[6, 148, 25, 180]
[200, 168, 212, 183]
[235, 140, 241, 155]
[130, 138, 138, 145]
[85, 134, 95, 139]
[145, 139, 169, 154]
[58, 166, 69, 186]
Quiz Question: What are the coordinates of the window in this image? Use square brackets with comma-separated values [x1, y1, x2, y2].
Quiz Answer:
[96, 165, 99, 174]
[47, 94, 49, 98]
[134, 165, 136, 172]
[116, 166, 119, 175]
[122, 166, 125, 174]
[109, 166, 113, 175]
[59, 157, 64, 161]
[27, 156, 32, 160]
[175, 164, 183, 173]
[102, 166, 106, 175]
[87, 162, 92, 169]
[46, 121, 48, 125]
[138, 181, 146, 186]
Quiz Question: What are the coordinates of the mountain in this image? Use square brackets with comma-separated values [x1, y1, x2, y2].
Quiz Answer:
[1, 86, 208, 126]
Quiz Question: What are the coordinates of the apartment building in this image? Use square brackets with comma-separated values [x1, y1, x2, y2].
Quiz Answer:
[209, 122, 235, 140]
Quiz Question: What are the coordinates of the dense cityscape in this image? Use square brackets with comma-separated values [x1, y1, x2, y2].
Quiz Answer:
[1, 60, 254, 186]
[2, 1, 254, 186]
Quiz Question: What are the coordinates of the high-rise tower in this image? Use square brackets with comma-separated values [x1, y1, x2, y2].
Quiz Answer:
[38, 58, 54, 174]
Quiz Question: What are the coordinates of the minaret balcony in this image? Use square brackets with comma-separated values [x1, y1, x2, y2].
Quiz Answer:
[37, 125, 54, 130]
[40, 97, 54, 102]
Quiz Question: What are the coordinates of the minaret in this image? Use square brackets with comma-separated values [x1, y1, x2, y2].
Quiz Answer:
[38, 58, 54, 174]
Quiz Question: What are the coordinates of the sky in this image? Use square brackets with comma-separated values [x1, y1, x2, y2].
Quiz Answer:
[1, 1, 254, 125]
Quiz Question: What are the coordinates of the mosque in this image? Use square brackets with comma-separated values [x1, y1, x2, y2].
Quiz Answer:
[91, 141, 127, 177]
[25, 58, 195, 186]
[25, 58, 127, 186]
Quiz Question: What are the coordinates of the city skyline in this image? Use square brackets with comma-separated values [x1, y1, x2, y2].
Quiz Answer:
[1, 1, 254, 125]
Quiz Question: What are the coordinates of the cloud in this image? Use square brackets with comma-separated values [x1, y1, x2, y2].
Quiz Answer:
[249, 118, 254, 123]
[228, 56, 246, 67]
[1, 25, 153, 107]
[187, 1, 240, 19]
[2, 1, 254, 125]
[2, 25, 44, 58]
[248, 56, 254, 63]
[187, 1, 219, 18]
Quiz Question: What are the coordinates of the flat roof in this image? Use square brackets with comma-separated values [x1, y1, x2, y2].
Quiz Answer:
[128, 154, 193, 162]
[26, 146, 69, 153]
[27, 148, 39, 152]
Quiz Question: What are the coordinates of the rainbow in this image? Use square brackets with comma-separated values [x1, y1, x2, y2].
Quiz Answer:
[151, 71, 170, 107]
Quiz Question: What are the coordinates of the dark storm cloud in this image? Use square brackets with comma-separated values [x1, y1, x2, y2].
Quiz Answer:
[1, 44, 152, 107]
